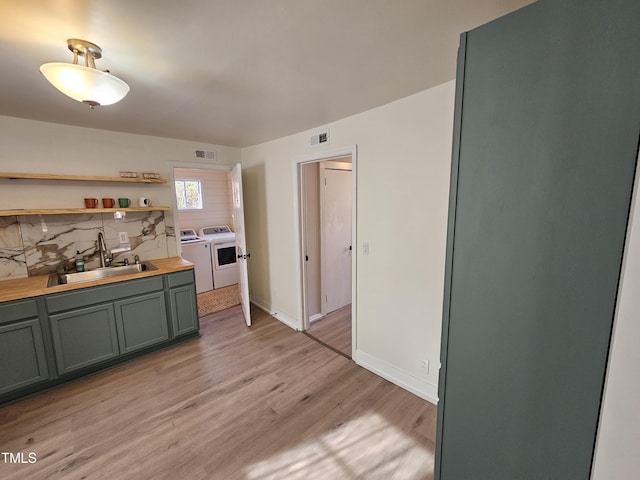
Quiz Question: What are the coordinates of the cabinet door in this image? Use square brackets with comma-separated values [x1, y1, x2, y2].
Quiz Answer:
[114, 292, 169, 354]
[169, 284, 199, 337]
[49, 304, 119, 375]
[0, 319, 49, 395]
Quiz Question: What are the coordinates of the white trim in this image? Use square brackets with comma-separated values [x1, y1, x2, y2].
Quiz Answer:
[309, 313, 324, 323]
[250, 296, 300, 331]
[319, 161, 327, 316]
[271, 311, 300, 332]
[293, 160, 307, 331]
[293, 145, 358, 359]
[168, 161, 233, 171]
[293, 145, 355, 165]
[354, 350, 439, 405]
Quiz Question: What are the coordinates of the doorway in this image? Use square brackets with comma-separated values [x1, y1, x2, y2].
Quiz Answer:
[296, 146, 356, 358]
[171, 165, 234, 240]
[169, 162, 250, 325]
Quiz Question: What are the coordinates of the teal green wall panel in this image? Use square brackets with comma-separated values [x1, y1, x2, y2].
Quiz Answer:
[436, 0, 640, 478]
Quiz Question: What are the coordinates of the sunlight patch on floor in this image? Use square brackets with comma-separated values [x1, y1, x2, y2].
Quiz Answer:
[245, 411, 433, 479]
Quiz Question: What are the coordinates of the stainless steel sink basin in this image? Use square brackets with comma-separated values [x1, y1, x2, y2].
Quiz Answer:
[48, 261, 157, 287]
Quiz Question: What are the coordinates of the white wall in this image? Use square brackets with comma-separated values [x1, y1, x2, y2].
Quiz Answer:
[241, 81, 455, 402]
[592, 152, 640, 479]
[0, 116, 240, 256]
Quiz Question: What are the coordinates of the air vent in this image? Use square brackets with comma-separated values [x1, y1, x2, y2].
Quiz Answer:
[310, 129, 330, 147]
[195, 149, 216, 161]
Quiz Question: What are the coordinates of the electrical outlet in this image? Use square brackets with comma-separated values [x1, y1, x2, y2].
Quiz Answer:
[362, 241, 369, 255]
[421, 360, 429, 374]
[118, 232, 129, 244]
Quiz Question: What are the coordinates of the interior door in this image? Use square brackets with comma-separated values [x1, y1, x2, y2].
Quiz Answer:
[322, 167, 352, 313]
[231, 163, 251, 326]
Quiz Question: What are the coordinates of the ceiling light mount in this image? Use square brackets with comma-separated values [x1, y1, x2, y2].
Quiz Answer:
[40, 38, 130, 108]
[67, 38, 102, 66]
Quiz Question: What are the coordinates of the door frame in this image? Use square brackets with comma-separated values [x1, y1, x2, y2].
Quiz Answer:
[293, 145, 357, 355]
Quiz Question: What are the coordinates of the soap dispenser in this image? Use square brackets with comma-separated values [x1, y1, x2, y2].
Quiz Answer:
[75, 251, 85, 272]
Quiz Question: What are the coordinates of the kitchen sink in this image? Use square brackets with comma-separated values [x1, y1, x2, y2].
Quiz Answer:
[48, 261, 157, 287]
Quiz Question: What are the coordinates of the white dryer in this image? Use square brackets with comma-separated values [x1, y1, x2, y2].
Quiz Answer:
[199, 226, 239, 289]
[179, 229, 213, 294]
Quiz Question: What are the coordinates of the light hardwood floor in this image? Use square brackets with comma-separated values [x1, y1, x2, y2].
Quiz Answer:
[0, 305, 436, 480]
[306, 305, 352, 358]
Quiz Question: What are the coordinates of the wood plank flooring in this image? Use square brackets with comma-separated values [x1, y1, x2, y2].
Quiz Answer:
[306, 305, 352, 358]
[0, 305, 436, 480]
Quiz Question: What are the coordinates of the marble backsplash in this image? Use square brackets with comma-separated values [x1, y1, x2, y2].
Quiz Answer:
[0, 211, 174, 280]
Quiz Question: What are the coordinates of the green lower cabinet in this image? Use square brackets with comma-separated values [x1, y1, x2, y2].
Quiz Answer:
[169, 284, 199, 337]
[49, 304, 120, 375]
[114, 292, 169, 353]
[1, 268, 199, 404]
[0, 318, 49, 395]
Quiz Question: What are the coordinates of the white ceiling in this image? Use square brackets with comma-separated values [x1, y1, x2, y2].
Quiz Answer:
[0, 0, 534, 147]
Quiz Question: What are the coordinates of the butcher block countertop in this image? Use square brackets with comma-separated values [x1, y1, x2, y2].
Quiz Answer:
[0, 257, 194, 303]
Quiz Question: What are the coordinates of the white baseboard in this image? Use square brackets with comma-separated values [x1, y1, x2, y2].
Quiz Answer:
[309, 313, 324, 323]
[250, 295, 271, 314]
[271, 311, 300, 331]
[250, 296, 301, 331]
[354, 350, 439, 405]
[251, 297, 437, 403]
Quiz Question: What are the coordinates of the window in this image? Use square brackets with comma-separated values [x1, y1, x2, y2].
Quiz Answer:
[175, 179, 203, 210]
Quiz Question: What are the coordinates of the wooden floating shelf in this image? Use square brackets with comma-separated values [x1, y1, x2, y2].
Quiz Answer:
[0, 207, 170, 217]
[0, 172, 167, 184]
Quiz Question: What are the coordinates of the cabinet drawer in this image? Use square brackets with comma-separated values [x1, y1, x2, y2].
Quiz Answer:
[167, 269, 195, 288]
[46, 276, 164, 313]
[0, 299, 39, 325]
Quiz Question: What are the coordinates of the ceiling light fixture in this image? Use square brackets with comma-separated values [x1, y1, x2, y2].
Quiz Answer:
[40, 39, 130, 108]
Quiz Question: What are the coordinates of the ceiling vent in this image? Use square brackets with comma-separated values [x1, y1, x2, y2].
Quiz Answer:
[310, 129, 330, 147]
[195, 149, 216, 161]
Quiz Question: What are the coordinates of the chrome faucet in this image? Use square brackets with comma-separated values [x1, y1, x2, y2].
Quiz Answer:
[97, 232, 111, 268]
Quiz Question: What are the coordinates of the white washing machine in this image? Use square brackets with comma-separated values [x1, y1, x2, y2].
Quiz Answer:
[179, 229, 213, 294]
[199, 226, 239, 289]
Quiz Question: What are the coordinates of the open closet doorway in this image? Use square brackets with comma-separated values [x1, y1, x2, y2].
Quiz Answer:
[297, 147, 356, 359]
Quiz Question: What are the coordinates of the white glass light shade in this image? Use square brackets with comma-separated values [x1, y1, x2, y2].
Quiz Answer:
[39, 63, 129, 106]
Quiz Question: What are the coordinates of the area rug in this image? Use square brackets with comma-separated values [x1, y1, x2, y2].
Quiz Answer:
[197, 284, 240, 317]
